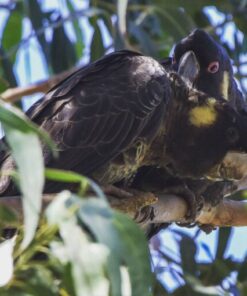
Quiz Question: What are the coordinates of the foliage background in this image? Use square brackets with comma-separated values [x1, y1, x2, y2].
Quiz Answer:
[0, 0, 247, 295]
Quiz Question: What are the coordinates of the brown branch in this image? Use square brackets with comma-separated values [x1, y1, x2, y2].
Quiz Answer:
[0, 193, 246, 229]
[148, 193, 247, 227]
[197, 199, 247, 226]
[1, 68, 77, 103]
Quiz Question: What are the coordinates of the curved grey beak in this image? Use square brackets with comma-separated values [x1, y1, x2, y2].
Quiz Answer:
[177, 51, 200, 86]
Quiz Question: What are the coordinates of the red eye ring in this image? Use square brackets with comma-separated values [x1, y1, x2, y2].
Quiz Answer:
[207, 61, 219, 73]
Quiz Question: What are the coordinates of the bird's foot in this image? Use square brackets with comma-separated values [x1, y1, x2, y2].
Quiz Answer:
[104, 185, 158, 222]
[163, 184, 203, 224]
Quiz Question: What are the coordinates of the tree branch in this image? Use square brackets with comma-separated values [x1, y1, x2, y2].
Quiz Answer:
[0, 193, 246, 229]
[1, 68, 77, 103]
[147, 193, 247, 227]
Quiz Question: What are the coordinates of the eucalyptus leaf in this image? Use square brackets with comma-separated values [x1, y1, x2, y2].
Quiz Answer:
[2, 10, 23, 64]
[0, 47, 18, 90]
[46, 192, 110, 296]
[25, 0, 50, 64]
[237, 257, 247, 283]
[215, 228, 232, 260]
[61, 221, 110, 296]
[76, 197, 122, 296]
[0, 102, 54, 249]
[17, 266, 59, 296]
[65, 0, 85, 58]
[0, 205, 17, 226]
[45, 168, 88, 185]
[113, 211, 152, 296]
[0, 101, 56, 154]
[78, 198, 152, 296]
[45, 168, 104, 199]
[3, 127, 44, 249]
[180, 235, 198, 276]
[155, 7, 195, 41]
[50, 18, 77, 74]
[129, 23, 158, 56]
[90, 21, 105, 62]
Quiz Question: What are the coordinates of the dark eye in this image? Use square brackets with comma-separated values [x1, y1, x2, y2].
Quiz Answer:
[226, 127, 239, 144]
[207, 61, 219, 73]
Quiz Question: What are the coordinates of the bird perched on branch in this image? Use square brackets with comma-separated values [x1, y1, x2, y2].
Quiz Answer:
[0, 31, 247, 227]
[137, 29, 247, 238]
[172, 29, 247, 203]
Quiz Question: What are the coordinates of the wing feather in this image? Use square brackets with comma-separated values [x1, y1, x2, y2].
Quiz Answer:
[0, 50, 170, 194]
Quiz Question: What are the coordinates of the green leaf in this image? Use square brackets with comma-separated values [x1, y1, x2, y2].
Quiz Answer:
[155, 7, 195, 41]
[179, 235, 198, 276]
[45, 168, 88, 184]
[76, 197, 122, 296]
[25, 0, 50, 64]
[77, 197, 152, 296]
[65, 0, 85, 58]
[0, 77, 9, 93]
[46, 192, 111, 296]
[0, 205, 17, 226]
[193, 10, 211, 28]
[50, 18, 77, 74]
[4, 126, 44, 250]
[45, 168, 104, 199]
[90, 21, 105, 62]
[101, 14, 114, 39]
[199, 258, 236, 286]
[14, 266, 59, 296]
[0, 46, 18, 89]
[0, 101, 56, 154]
[113, 211, 153, 296]
[62, 222, 110, 296]
[2, 10, 23, 63]
[45, 168, 88, 195]
[129, 23, 158, 56]
[237, 257, 247, 283]
[0, 102, 54, 249]
[215, 227, 232, 259]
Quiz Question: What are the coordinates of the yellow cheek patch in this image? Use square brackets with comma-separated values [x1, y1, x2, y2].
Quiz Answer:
[189, 104, 217, 127]
[221, 71, 229, 100]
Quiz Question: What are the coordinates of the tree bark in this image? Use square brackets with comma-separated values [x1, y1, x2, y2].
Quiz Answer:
[0, 193, 246, 229]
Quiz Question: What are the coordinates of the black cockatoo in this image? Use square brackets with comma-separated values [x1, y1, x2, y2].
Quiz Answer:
[0, 31, 246, 226]
[172, 29, 246, 201]
[139, 29, 247, 238]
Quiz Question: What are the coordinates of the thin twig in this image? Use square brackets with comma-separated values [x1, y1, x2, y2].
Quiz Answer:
[1, 67, 77, 103]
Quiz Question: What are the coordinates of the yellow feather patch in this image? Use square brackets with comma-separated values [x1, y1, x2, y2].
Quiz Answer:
[189, 104, 217, 127]
[221, 71, 229, 100]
